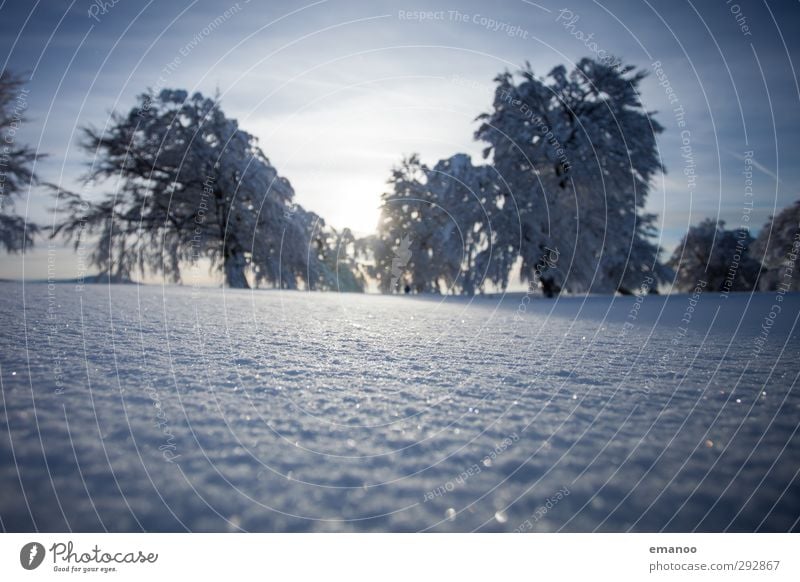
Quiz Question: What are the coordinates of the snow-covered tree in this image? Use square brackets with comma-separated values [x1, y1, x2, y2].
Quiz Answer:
[322, 227, 367, 293]
[474, 58, 665, 294]
[373, 153, 515, 294]
[52, 89, 325, 289]
[601, 210, 670, 294]
[372, 155, 437, 293]
[0, 71, 39, 252]
[425, 154, 518, 294]
[295, 207, 366, 292]
[668, 219, 759, 292]
[752, 200, 800, 291]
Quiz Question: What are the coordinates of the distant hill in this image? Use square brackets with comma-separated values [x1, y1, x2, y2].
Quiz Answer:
[4, 274, 138, 285]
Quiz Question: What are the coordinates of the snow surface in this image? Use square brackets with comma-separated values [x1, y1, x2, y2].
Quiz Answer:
[1, 281, 799, 532]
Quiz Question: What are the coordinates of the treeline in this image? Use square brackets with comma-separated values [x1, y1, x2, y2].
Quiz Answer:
[669, 202, 800, 294]
[2, 64, 798, 295]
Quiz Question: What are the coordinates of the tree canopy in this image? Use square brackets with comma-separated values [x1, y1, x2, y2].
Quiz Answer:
[52, 89, 362, 290]
[0, 71, 39, 253]
[668, 218, 760, 292]
[752, 200, 800, 291]
[372, 58, 667, 295]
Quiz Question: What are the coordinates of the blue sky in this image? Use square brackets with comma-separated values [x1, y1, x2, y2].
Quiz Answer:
[1, 0, 798, 282]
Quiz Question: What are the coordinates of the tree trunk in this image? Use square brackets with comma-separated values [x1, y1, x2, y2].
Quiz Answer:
[224, 249, 250, 289]
[541, 277, 561, 298]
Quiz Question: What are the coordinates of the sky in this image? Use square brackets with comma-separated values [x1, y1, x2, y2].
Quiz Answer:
[1, 0, 798, 283]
